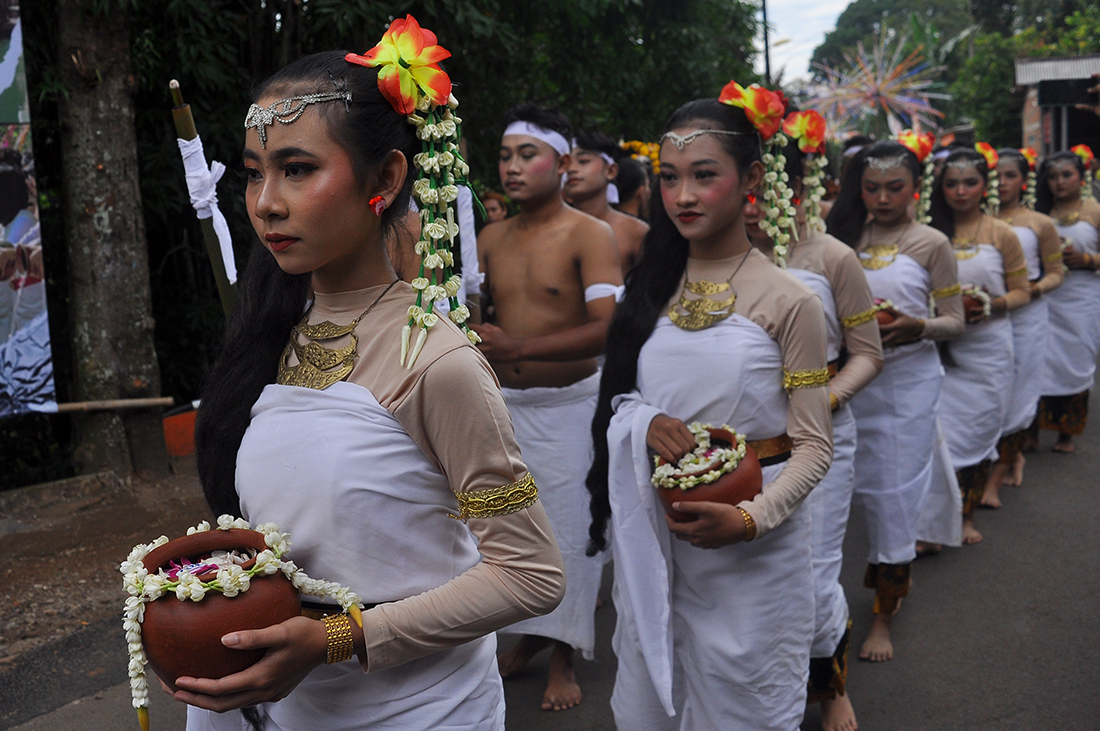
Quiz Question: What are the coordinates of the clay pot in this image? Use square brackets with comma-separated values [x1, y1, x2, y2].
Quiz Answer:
[873, 299, 899, 327]
[140, 529, 301, 690]
[655, 428, 763, 523]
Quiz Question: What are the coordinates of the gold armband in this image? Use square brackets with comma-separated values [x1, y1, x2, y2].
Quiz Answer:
[737, 507, 757, 542]
[323, 613, 354, 664]
[1005, 266, 1029, 279]
[840, 307, 877, 330]
[1043, 252, 1063, 264]
[829, 392, 839, 411]
[453, 473, 538, 520]
[931, 283, 961, 299]
[783, 367, 830, 390]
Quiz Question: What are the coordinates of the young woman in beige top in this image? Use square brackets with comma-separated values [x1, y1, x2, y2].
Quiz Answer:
[186, 47, 564, 731]
[983, 149, 1063, 502]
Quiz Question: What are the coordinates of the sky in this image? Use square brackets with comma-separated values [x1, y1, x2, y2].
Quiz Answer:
[752, 0, 854, 81]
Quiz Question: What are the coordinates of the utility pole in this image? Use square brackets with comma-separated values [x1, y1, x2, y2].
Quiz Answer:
[762, 0, 771, 85]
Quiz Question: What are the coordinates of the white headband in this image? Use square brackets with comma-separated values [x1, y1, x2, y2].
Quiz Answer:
[503, 121, 572, 157]
[599, 152, 620, 204]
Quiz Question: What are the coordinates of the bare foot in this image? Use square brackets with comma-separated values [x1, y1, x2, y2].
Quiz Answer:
[1004, 452, 1025, 486]
[915, 540, 941, 558]
[541, 642, 582, 711]
[1053, 435, 1075, 454]
[962, 518, 983, 545]
[821, 690, 859, 731]
[498, 635, 550, 678]
[859, 614, 893, 662]
[980, 463, 1004, 508]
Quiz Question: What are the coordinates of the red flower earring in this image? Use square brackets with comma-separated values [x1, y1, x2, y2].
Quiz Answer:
[913, 192, 920, 200]
[369, 196, 387, 215]
[792, 196, 801, 207]
[745, 191, 757, 205]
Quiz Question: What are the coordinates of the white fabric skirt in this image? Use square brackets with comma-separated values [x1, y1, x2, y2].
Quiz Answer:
[611, 465, 814, 731]
[809, 404, 856, 658]
[1043, 270, 1100, 396]
[1005, 298, 1049, 434]
[850, 341, 943, 565]
[939, 318, 1014, 469]
[498, 372, 603, 657]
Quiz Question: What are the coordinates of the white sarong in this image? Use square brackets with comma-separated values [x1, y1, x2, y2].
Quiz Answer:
[1003, 224, 1049, 433]
[187, 382, 505, 731]
[851, 253, 943, 565]
[1043, 220, 1100, 396]
[607, 315, 813, 731]
[498, 372, 603, 657]
[938, 244, 1014, 469]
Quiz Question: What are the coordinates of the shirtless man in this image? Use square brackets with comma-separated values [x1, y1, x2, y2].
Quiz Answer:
[473, 104, 622, 712]
[566, 129, 649, 275]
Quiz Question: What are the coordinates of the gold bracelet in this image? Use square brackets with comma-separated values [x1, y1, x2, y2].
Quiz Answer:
[829, 392, 839, 411]
[323, 613, 354, 664]
[737, 507, 757, 542]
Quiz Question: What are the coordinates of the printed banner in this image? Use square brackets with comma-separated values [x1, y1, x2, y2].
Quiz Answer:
[0, 2, 55, 418]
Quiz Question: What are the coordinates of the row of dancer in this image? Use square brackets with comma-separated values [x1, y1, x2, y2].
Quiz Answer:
[176, 17, 1099, 731]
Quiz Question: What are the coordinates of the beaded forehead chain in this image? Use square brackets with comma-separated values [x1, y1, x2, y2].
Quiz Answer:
[865, 154, 910, 171]
[244, 90, 352, 148]
[945, 159, 984, 170]
[660, 129, 753, 150]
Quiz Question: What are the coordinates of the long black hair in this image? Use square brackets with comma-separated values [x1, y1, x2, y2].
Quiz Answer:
[195, 51, 421, 518]
[826, 140, 921, 248]
[1035, 151, 1085, 215]
[928, 148, 989, 239]
[584, 99, 761, 554]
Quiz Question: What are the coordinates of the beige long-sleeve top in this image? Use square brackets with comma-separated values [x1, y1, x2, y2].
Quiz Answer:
[787, 232, 884, 409]
[665, 249, 834, 537]
[978, 215, 1031, 311]
[857, 220, 965, 342]
[299, 283, 565, 672]
[998, 207, 1065, 294]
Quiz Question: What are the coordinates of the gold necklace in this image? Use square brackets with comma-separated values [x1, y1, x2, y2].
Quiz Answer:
[1052, 200, 1082, 227]
[669, 249, 751, 331]
[859, 220, 911, 270]
[277, 280, 399, 390]
[952, 216, 986, 260]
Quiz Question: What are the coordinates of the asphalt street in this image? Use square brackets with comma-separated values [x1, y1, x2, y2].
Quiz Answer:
[3, 394, 1099, 730]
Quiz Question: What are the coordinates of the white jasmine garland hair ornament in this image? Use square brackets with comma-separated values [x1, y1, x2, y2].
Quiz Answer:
[345, 16, 483, 368]
[120, 516, 363, 730]
[651, 422, 748, 490]
[760, 131, 799, 266]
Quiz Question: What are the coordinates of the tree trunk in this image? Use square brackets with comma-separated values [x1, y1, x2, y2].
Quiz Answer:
[55, 0, 167, 477]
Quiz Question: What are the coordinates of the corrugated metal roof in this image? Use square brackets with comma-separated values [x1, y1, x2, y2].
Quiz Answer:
[1016, 55, 1100, 85]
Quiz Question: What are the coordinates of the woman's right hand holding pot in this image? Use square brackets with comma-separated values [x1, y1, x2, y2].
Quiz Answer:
[647, 414, 696, 464]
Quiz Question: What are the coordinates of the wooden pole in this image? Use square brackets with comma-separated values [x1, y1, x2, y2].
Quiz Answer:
[170, 79, 237, 317]
[56, 397, 175, 413]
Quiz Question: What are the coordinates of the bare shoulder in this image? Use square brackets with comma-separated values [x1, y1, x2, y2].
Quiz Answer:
[608, 208, 650, 238]
[562, 206, 618, 253]
[477, 217, 517, 256]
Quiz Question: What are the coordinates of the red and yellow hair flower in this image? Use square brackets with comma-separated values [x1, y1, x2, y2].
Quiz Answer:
[1020, 147, 1039, 170]
[346, 15, 452, 116]
[718, 81, 787, 140]
[896, 130, 934, 163]
[782, 110, 826, 154]
[1072, 144, 1095, 166]
[975, 142, 999, 170]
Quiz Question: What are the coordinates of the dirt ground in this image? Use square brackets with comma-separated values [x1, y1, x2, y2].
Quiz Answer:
[0, 459, 208, 670]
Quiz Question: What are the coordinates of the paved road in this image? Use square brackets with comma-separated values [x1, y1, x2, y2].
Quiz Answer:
[4, 396, 1099, 730]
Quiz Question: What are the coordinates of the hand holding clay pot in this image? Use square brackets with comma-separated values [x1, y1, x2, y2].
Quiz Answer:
[653, 426, 762, 523]
[140, 529, 302, 691]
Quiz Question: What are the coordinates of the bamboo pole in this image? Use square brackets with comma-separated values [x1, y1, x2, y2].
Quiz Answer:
[170, 79, 237, 317]
[56, 397, 175, 413]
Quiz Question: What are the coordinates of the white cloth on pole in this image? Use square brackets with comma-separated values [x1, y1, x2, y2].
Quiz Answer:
[498, 372, 603, 658]
[177, 136, 237, 284]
